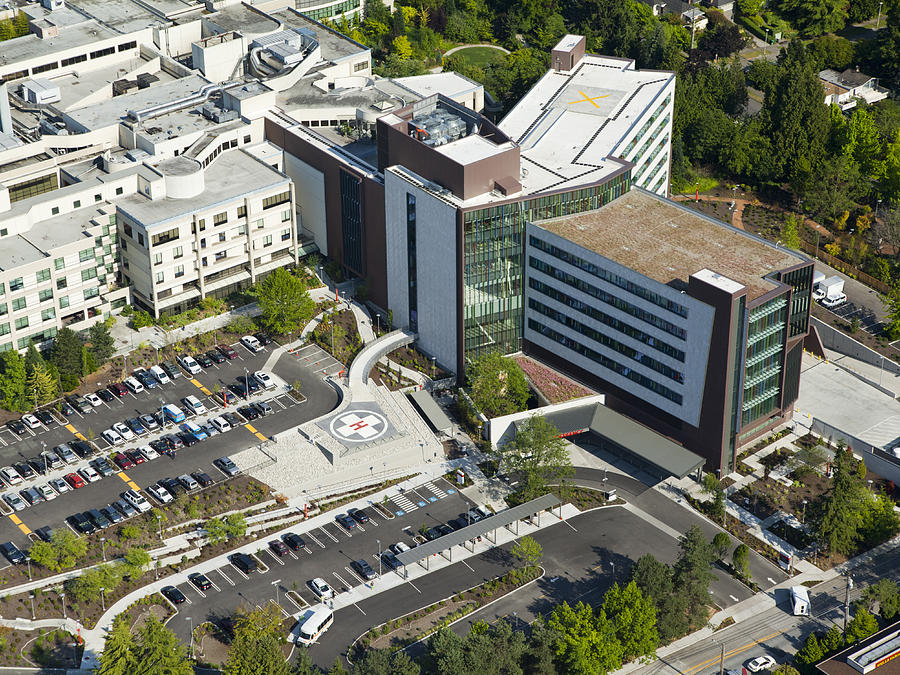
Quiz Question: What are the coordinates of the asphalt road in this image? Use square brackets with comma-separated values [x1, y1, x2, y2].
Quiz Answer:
[164, 477, 477, 653]
[0, 342, 339, 553]
[636, 545, 900, 675]
[570, 465, 789, 591]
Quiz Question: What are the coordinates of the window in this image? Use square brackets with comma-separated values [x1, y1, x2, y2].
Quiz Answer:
[354, 61, 367, 72]
[123, 223, 133, 238]
[115, 187, 123, 196]
[237, 205, 246, 218]
[41, 308, 55, 321]
[62, 54, 87, 66]
[9, 278, 23, 292]
[8, 174, 58, 203]
[281, 228, 291, 241]
[117, 40, 137, 51]
[281, 209, 291, 222]
[263, 235, 273, 248]
[173, 246, 183, 259]
[79, 249, 94, 263]
[137, 233, 144, 246]
[214, 212, 227, 226]
[243, 135, 251, 144]
[155, 272, 164, 283]
[59, 296, 69, 309]
[262, 191, 290, 209]
[35, 268, 50, 284]
[215, 251, 227, 261]
[151, 228, 179, 246]
[218, 233, 226, 243]
[0, 324, 8, 336]
[14, 317, 27, 330]
[175, 265, 184, 278]
[0, 283, 5, 296]
[94, 194, 102, 203]
[84, 287, 99, 300]
[81, 268, 97, 282]
[32, 61, 58, 74]
[39, 289, 52, 302]
[54, 257, 65, 271]
[153, 253, 163, 266]
[56, 277, 67, 290]
[73, 200, 81, 208]
[0, 304, 6, 316]
[51, 206, 59, 216]
[200, 238, 207, 249]
[90, 46, 115, 59]
[0, 229, 6, 237]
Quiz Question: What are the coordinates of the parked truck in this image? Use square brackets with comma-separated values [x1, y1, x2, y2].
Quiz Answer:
[819, 276, 847, 308]
[811, 271, 826, 301]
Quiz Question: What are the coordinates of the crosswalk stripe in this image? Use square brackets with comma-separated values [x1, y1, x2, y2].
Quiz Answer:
[392, 493, 417, 512]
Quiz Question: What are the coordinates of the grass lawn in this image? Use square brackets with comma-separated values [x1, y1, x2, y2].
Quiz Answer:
[448, 45, 506, 68]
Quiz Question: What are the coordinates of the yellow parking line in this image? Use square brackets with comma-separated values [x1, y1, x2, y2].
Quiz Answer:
[17, 523, 30, 535]
[117, 472, 131, 483]
[127, 481, 139, 491]
[65, 423, 78, 434]
[190, 378, 202, 387]
[255, 432, 267, 442]
[189, 379, 212, 396]
[8, 514, 21, 525]
[244, 424, 257, 434]
[74, 432, 85, 441]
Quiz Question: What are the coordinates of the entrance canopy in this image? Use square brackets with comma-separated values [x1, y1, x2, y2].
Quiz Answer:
[408, 390, 453, 434]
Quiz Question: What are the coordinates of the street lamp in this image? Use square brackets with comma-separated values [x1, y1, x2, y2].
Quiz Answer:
[60, 591, 66, 620]
[377, 539, 382, 577]
[431, 356, 436, 379]
[25, 556, 31, 581]
[271, 579, 281, 607]
[29, 593, 35, 620]
[100, 537, 106, 562]
[244, 368, 249, 401]
[156, 513, 163, 540]
[99, 587, 105, 612]
[801, 499, 808, 524]
[877, 1, 884, 29]
[186, 616, 194, 660]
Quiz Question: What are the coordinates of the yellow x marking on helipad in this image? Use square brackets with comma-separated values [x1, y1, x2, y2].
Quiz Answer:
[568, 90, 610, 108]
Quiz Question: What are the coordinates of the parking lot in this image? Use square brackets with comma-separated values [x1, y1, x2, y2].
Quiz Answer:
[820, 300, 885, 335]
[163, 477, 472, 643]
[0, 339, 340, 552]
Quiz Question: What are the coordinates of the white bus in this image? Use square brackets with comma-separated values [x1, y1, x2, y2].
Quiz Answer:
[791, 585, 810, 616]
[296, 606, 334, 645]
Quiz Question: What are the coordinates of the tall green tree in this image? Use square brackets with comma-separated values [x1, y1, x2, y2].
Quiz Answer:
[50, 327, 83, 386]
[778, 0, 848, 35]
[842, 107, 882, 178]
[511, 534, 543, 569]
[820, 624, 844, 654]
[763, 40, 829, 185]
[796, 632, 824, 674]
[426, 628, 467, 675]
[781, 215, 803, 250]
[601, 581, 658, 662]
[132, 616, 193, 675]
[88, 321, 115, 363]
[502, 415, 573, 500]
[97, 615, 135, 675]
[0, 350, 27, 412]
[878, 0, 900, 92]
[732, 543, 750, 580]
[255, 268, 315, 336]
[673, 526, 715, 619]
[546, 601, 623, 675]
[818, 445, 864, 555]
[524, 620, 561, 675]
[845, 608, 879, 644]
[224, 604, 290, 675]
[27, 362, 57, 407]
[467, 351, 529, 417]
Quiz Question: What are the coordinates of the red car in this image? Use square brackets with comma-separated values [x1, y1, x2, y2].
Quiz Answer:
[108, 382, 128, 397]
[126, 450, 146, 465]
[113, 452, 133, 470]
[268, 540, 289, 557]
[64, 472, 85, 489]
[217, 344, 238, 360]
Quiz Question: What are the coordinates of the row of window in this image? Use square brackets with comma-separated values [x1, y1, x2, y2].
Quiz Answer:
[529, 278, 686, 362]
[528, 318, 684, 404]
[623, 93, 672, 157]
[18, 41, 137, 82]
[528, 236, 689, 318]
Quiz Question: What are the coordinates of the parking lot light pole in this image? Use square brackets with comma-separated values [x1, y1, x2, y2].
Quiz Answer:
[26, 556, 31, 581]
[271, 579, 281, 606]
[99, 587, 105, 612]
[244, 368, 249, 401]
[377, 539, 382, 576]
[60, 592, 66, 620]
[100, 537, 107, 561]
[29, 593, 35, 620]
[186, 616, 193, 660]
[40, 442, 47, 473]
[156, 513, 163, 540]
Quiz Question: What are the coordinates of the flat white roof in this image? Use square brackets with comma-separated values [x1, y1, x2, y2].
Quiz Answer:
[553, 34, 582, 51]
[434, 134, 507, 164]
[393, 72, 483, 100]
[0, 19, 120, 67]
[498, 53, 673, 197]
[691, 268, 744, 294]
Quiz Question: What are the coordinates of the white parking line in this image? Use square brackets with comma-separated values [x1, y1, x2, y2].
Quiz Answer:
[460, 559, 474, 572]
[355, 523, 366, 533]
[332, 571, 353, 591]
[229, 563, 250, 580]
[353, 603, 367, 615]
[367, 517, 379, 527]
[216, 568, 236, 586]
[266, 550, 286, 566]
[407, 580, 421, 594]
[306, 532, 325, 548]
[318, 527, 339, 543]
[187, 584, 206, 599]
[207, 578, 222, 593]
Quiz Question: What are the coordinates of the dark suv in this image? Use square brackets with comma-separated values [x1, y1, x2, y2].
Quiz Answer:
[230, 553, 258, 574]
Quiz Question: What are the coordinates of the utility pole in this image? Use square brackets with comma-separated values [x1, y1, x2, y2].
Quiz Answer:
[719, 642, 725, 675]
[843, 574, 853, 633]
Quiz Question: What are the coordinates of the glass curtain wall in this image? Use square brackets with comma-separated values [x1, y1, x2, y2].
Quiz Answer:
[741, 295, 788, 425]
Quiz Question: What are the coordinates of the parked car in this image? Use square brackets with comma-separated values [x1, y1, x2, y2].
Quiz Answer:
[82, 394, 103, 408]
[67, 513, 95, 535]
[102, 506, 124, 524]
[114, 499, 138, 519]
[189, 573, 212, 591]
[27, 457, 47, 476]
[59, 402, 75, 416]
[181, 395, 207, 416]
[34, 526, 54, 542]
[0, 467, 23, 486]
[49, 478, 70, 494]
[352, 559, 377, 580]
[335, 513, 356, 531]
[148, 484, 173, 504]
[0, 542, 25, 564]
[348, 508, 369, 524]
[381, 550, 401, 570]
[36, 484, 56, 501]
[206, 349, 225, 364]
[112, 453, 134, 470]
[108, 382, 128, 397]
[102, 429, 124, 446]
[177, 432, 198, 447]
[253, 332, 272, 346]
[191, 471, 213, 488]
[217, 344, 238, 360]
[195, 352, 214, 368]
[180, 421, 206, 441]
[125, 450, 146, 465]
[230, 552, 258, 574]
[268, 540, 289, 557]
[42, 451, 63, 470]
[123, 376, 145, 394]
[161, 361, 182, 380]
[65, 395, 92, 414]
[35, 410, 56, 425]
[3, 492, 25, 511]
[55, 444, 78, 464]
[71, 440, 94, 459]
[19, 487, 43, 506]
[91, 457, 116, 477]
[64, 473, 85, 489]
[253, 400, 273, 417]
[139, 414, 159, 431]
[237, 375, 261, 394]
[126, 417, 147, 436]
[161, 586, 186, 605]
[178, 474, 200, 491]
[424, 527, 442, 541]
[237, 405, 259, 421]
[391, 542, 411, 555]
[228, 383, 248, 399]
[216, 456, 240, 477]
[309, 577, 333, 599]
[240, 335, 262, 353]
[282, 533, 306, 551]
[162, 434, 183, 449]
[13, 462, 34, 480]
[95, 389, 114, 403]
[21, 414, 41, 429]
[177, 355, 202, 375]
[112, 422, 135, 441]
[77, 466, 101, 483]
[254, 371, 275, 389]
[86, 508, 111, 529]
[122, 489, 151, 513]
[448, 517, 468, 531]
[223, 412, 243, 427]
[134, 369, 157, 390]
[149, 364, 171, 385]
[139, 445, 159, 461]
[6, 420, 26, 435]
[210, 416, 231, 433]
[150, 439, 170, 454]
[160, 477, 185, 497]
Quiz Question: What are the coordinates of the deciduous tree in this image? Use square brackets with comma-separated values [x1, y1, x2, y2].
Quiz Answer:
[732, 543, 750, 580]
[846, 608, 879, 644]
[601, 581, 658, 661]
[511, 535, 543, 569]
[0, 350, 27, 412]
[255, 269, 315, 337]
[224, 604, 290, 675]
[467, 352, 529, 417]
[502, 415, 573, 501]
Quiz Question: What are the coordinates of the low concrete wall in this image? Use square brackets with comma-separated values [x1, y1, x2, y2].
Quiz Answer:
[812, 317, 900, 376]
[811, 417, 900, 485]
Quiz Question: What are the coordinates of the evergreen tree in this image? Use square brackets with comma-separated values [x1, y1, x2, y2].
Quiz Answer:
[426, 628, 467, 675]
[0, 350, 27, 412]
[50, 327, 83, 382]
[673, 526, 715, 622]
[224, 605, 290, 675]
[818, 444, 864, 555]
[97, 615, 134, 675]
[292, 649, 318, 675]
[796, 633, 824, 673]
[81, 345, 97, 377]
[846, 609, 880, 644]
[12, 11, 27, 36]
[88, 321, 115, 363]
[601, 581, 659, 661]
[820, 624, 844, 655]
[131, 616, 192, 675]
[327, 659, 348, 675]
[27, 362, 56, 407]
[878, 0, 900, 93]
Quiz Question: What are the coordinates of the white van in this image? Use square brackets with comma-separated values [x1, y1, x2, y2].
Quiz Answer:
[149, 365, 170, 385]
[162, 404, 186, 424]
[296, 606, 334, 645]
[181, 395, 207, 416]
[122, 489, 151, 513]
[124, 376, 144, 394]
[210, 416, 231, 433]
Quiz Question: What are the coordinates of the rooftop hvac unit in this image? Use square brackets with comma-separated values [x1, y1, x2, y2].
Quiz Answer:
[200, 104, 239, 123]
[136, 73, 160, 89]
